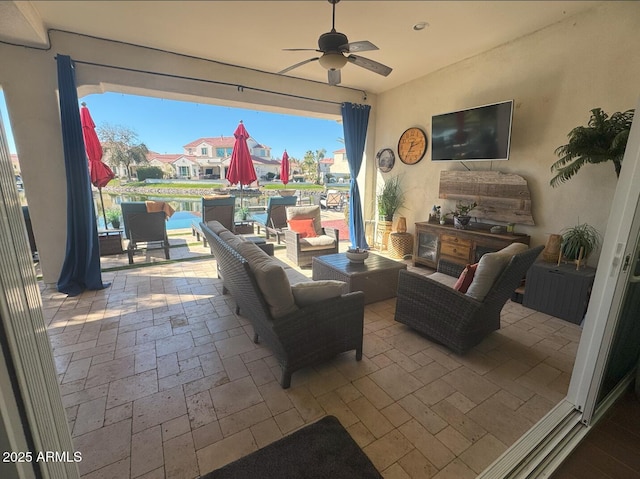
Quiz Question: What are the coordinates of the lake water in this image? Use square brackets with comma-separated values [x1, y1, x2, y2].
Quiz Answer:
[95, 192, 268, 230]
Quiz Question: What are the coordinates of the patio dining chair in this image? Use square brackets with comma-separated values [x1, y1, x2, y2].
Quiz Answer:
[320, 190, 344, 211]
[121, 202, 170, 264]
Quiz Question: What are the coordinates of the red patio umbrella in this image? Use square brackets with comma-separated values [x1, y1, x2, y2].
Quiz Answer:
[80, 102, 115, 229]
[280, 150, 290, 187]
[226, 121, 257, 207]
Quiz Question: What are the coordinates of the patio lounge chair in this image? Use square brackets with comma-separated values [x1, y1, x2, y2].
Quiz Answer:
[251, 195, 297, 244]
[191, 195, 235, 246]
[284, 205, 339, 267]
[121, 202, 170, 264]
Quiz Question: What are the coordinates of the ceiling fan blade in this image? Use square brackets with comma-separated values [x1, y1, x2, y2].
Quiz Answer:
[342, 40, 378, 53]
[347, 54, 393, 77]
[328, 69, 341, 86]
[278, 57, 320, 75]
[283, 48, 322, 52]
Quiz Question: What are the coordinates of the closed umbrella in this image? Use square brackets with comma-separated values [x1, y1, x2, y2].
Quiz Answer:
[80, 102, 115, 229]
[226, 121, 257, 208]
[280, 150, 290, 187]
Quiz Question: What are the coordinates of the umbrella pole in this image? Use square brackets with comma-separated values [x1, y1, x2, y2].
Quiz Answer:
[98, 187, 108, 229]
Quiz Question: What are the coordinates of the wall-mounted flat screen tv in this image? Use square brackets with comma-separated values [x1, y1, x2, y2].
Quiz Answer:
[431, 100, 513, 161]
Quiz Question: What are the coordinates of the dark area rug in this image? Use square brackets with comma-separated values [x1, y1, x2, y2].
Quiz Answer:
[201, 415, 382, 479]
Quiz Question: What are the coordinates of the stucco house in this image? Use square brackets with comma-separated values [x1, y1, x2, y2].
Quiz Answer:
[1, 2, 639, 479]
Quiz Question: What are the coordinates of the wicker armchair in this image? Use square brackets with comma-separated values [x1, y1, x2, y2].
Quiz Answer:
[284, 205, 339, 267]
[394, 245, 543, 354]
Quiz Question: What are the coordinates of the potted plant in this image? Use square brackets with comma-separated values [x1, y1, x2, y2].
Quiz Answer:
[561, 222, 601, 262]
[550, 108, 634, 187]
[236, 205, 250, 221]
[449, 201, 477, 229]
[105, 207, 121, 229]
[377, 176, 404, 222]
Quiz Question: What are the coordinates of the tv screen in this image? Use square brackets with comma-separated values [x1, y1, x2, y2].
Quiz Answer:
[431, 100, 513, 161]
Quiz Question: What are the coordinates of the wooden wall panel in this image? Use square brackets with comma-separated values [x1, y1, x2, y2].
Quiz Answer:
[439, 170, 535, 225]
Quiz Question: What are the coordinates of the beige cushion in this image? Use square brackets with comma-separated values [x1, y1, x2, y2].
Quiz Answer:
[466, 243, 528, 301]
[427, 272, 458, 289]
[286, 205, 322, 235]
[206, 220, 229, 235]
[291, 280, 346, 307]
[236, 242, 298, 318]
[282, 266, 309, 286]
[218, 230, 245, 251]
[298, 235, 336, 252]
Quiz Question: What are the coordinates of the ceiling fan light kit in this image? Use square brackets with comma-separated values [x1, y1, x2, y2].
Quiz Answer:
[279, 0, 392, 86]
[318, 53, 348, 70]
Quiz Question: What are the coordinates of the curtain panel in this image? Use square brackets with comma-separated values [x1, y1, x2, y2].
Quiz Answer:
[341, 102, 371, 249]
[56, 55, 106, 296]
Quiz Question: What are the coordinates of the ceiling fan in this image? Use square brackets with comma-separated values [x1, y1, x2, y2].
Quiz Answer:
[278, 0, 392, 86]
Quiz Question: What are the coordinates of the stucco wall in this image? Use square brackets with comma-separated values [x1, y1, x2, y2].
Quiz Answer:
[373, 2, 640, 265]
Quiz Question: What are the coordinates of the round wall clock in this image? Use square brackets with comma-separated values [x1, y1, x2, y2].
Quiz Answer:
[398, 127, 428, 165]
[376, 148, 395, 172]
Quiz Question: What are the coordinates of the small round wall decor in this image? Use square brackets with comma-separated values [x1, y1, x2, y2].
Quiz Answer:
[376, 148, 395, 172]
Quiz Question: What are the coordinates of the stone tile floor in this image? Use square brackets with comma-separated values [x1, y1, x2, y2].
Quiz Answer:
[40, 232, 582, 479]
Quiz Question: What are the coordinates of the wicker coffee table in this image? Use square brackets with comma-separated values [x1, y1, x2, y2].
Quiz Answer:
[312, 253, 407, 304]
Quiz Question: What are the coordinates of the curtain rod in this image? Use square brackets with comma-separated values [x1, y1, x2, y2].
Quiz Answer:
[3, 28, 368, 101]
[70, 58, 367, 105]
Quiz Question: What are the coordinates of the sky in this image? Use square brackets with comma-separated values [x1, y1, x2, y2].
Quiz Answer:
[0, 91, 345, 161]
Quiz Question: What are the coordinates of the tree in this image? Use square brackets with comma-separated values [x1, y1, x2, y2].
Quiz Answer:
[550, 108, 634, 187]
[302, 148, 326, 184]
[97, 123, 150, 180]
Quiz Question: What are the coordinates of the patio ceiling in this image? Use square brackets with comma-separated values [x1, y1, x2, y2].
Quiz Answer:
[2, 1, 601, 94]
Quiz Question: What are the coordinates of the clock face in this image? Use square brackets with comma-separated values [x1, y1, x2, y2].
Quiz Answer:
[398, 127, 428, 165]
[376, 148, 395, 172]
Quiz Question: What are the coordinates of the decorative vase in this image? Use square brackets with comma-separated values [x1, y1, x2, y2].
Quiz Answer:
[542, 234, 563, 263]
[396, 216, 407, 233]
[454, 215, 471, 229]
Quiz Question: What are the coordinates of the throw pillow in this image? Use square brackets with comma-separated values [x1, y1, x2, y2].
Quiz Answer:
[466, 243, 528, 301]
[288, 218, 317, 238]
[454, 263, 478, 293]
[291, 280, 346, 307]
[236, 242, 298, 318]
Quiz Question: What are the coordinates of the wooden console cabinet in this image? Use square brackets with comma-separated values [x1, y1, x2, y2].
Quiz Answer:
[414, 222, 530, 268]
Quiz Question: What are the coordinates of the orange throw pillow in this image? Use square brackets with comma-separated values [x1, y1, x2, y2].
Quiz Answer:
[288, 218, 317, 238]
[454, 263, 478, 293]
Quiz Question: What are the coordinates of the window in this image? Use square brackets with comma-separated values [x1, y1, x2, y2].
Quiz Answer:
[187, 148, 193, 154]
[179, 166, 189, 176]
[216, 148, 225, 157]
[201, 147, 207, 156]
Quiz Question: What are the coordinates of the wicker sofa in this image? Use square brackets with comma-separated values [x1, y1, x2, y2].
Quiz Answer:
[200, 221, 365, 388]
[394, 244, 543, 354]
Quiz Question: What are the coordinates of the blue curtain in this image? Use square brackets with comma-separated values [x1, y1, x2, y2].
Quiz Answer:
[341, 102, 371, 249]
[56, 55, 107, 296]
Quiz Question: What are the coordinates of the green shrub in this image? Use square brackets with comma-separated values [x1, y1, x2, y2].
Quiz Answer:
[136, 166, 164, 181]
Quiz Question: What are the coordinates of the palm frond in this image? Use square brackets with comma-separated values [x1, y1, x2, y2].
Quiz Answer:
[550, 108, 634, 186]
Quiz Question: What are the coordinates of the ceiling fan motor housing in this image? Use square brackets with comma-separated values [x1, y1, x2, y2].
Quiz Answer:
[318, 31, 349, 53]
